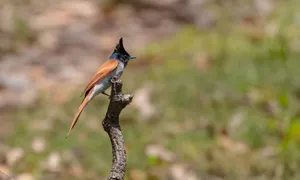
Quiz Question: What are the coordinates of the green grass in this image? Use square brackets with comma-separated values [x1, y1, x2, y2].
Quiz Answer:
[6, 2, 300, 179]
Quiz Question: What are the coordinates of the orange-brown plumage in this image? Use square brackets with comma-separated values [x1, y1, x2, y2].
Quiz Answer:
[66, 87, 94, 138]
[66, 37, 136, 138]
[66, 60, 119, 138]
[81, 60, 119, 97]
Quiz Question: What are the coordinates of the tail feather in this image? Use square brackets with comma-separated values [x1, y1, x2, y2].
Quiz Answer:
[66, 88, 94, 138]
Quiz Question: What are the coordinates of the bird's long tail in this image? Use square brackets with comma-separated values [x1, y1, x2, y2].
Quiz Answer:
[66, 88, 94, 138]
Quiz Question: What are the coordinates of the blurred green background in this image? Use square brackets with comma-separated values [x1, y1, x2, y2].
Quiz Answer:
[1, 0, 300, 179]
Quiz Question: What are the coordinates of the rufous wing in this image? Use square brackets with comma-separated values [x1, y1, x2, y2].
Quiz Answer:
[66, 60, 119, 138]
[81, 60, 119, 97]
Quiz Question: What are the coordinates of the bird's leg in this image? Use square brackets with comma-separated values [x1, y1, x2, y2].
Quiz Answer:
[102, 91, 111, 99]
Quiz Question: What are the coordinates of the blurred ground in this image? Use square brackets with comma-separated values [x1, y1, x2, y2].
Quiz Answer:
[1, 0, 300, 179]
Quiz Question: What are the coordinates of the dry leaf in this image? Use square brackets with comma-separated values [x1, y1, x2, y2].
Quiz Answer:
[16, 173, 34, 180]
[217, 130, 249, 154]
[47, 152, 61, 172]
[132, 83, 156, 121]
[168, 164, 198, 180]
[31, 137, 46, 153]
[129, 169, 147, 180]
[6, 147, 24, 166]
[145, 144, 176, 162]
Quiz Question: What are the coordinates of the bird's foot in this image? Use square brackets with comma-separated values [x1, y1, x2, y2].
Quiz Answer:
[102, 92, 111, 99]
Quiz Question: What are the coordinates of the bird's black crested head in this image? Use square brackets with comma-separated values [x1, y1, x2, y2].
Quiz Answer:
[109, 38, 136, 64]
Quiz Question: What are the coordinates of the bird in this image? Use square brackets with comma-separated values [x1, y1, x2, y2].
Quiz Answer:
[66, 37, 136, 138]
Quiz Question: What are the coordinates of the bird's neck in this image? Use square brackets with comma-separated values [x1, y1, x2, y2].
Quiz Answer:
[109, 53, 128, 67]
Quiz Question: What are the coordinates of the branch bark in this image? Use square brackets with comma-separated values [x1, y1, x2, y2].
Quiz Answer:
[102, 76, 133, 180]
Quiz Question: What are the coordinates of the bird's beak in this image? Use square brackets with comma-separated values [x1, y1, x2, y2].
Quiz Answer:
[130, 56, 136, 59]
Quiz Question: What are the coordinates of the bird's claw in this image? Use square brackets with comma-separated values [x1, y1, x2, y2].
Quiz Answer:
[102, 92, 111, 99]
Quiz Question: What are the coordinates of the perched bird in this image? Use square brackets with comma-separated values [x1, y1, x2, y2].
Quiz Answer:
[66, 37, 136, 138]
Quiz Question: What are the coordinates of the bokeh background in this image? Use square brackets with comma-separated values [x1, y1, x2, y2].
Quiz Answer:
[1, 0, 300, 179]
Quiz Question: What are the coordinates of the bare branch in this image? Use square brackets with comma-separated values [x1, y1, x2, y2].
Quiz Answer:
[102, 76, 133, 180]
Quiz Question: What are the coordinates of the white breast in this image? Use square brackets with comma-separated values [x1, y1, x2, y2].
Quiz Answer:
[115, 61, 125, 76]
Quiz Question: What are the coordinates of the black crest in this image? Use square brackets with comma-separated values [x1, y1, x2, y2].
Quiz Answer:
[114, 37, 130, 56]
